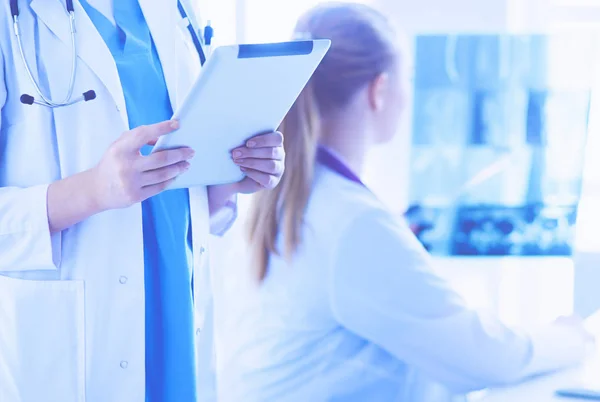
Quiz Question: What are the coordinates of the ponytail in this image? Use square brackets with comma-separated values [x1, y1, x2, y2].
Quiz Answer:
[246, 2, 398, 282]
[246, 83, 321, 281]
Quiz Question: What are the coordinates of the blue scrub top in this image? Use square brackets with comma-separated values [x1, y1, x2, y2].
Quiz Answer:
[79, 1, 198, 401]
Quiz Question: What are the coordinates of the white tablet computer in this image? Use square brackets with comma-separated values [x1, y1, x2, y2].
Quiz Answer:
[152, 39, 331, 189]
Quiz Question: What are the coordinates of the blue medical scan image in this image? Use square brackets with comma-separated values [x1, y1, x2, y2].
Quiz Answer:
[407, 34, 593, 257]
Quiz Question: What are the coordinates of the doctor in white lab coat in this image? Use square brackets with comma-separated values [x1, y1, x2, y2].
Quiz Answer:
[0, 1, 284, 401]
[220, 3, 594, 401]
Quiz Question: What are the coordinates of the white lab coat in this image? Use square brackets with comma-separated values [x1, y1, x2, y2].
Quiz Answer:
[0, 1, 218, 401]
[215, 165, 588, 402]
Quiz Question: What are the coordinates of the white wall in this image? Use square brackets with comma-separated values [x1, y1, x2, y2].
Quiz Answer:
[372, 0, 600, 34]
[374, 0, 511, 33]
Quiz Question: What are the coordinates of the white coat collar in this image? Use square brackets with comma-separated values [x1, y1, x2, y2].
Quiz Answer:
[29, 0, 192, 126]
[30, 0, 128, 125]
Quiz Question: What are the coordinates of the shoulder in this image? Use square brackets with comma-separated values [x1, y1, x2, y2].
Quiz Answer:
[335, 204, 425, 259]
[307, 166, 428, 261]
[308, 166, 383, 228]
[309, 166, 412, 234]
[327, 197, 463, 318]
[321, 177, 434, 280]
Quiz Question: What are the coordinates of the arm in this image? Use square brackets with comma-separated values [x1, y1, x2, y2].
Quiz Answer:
[47, 170, 103, 233]
[0, 169, 100, 271]
[0, 115, 193, 271]
[0, 185, 63, 272]
[329, 208, 588, 394]
[51, 169, 241, 237]
[0, 48, 59, 271]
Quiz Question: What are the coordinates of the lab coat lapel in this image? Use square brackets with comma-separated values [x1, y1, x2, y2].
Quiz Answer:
[182, 0, 207, 35]
[138, 0, 180, 111]
[29, 0, 129, 126]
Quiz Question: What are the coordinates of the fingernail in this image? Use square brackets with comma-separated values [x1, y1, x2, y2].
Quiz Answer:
[247, 140, 256, 148]
[233, 150, 243, 158]
[188, 150, 196, 158]
[240, 167, 248, 172]
[170, 120, 180, 130]
[234, 159, 245, 164]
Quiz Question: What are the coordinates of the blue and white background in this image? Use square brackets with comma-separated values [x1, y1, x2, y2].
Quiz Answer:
[406, 34, 595, 257]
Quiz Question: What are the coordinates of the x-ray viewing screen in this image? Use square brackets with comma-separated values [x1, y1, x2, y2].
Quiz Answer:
[406, 34, 595, 257]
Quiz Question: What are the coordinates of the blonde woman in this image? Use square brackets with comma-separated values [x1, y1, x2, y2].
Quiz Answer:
[217, 3, 593, 401]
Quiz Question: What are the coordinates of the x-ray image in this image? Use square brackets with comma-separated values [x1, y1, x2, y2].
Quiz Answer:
[472, 88, 529, 147]
[413, 89, 472, 145]
[406, 34, 595, 257]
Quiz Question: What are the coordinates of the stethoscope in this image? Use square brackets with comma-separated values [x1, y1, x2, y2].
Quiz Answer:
[9, 0, 212, 108]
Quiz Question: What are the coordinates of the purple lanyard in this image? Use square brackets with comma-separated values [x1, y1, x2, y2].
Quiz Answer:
[316, 146, 367, 188]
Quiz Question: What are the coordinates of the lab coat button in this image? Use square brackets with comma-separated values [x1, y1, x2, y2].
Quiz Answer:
[196, 328, 201, 336]
[199, 246, 206, 254]
[120, 361, 128, 369]
[119, 276, 128, 284]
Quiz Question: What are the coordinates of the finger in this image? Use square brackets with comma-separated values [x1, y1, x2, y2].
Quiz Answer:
[128, 120, 180, 149]
[240, 167, 280, 189]
[139, 147, 195, 171]
[139, 177, 178, 200]
[141, 161, 190, 186]
[245, 131, 284, 149]
[235, 158, 284, 176]
[232, 146, 285, 161]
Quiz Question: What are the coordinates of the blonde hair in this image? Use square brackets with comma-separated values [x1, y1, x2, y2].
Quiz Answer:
[247, 2, 399, 280]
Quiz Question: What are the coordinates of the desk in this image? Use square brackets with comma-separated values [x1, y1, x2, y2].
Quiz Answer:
[475, 353, 600, 402]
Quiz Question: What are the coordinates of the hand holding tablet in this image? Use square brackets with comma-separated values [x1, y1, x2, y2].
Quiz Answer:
[152, 39, 331, 189]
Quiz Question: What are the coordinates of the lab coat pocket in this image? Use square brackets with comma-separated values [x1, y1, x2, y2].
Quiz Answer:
[0, 275, 85, 402]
